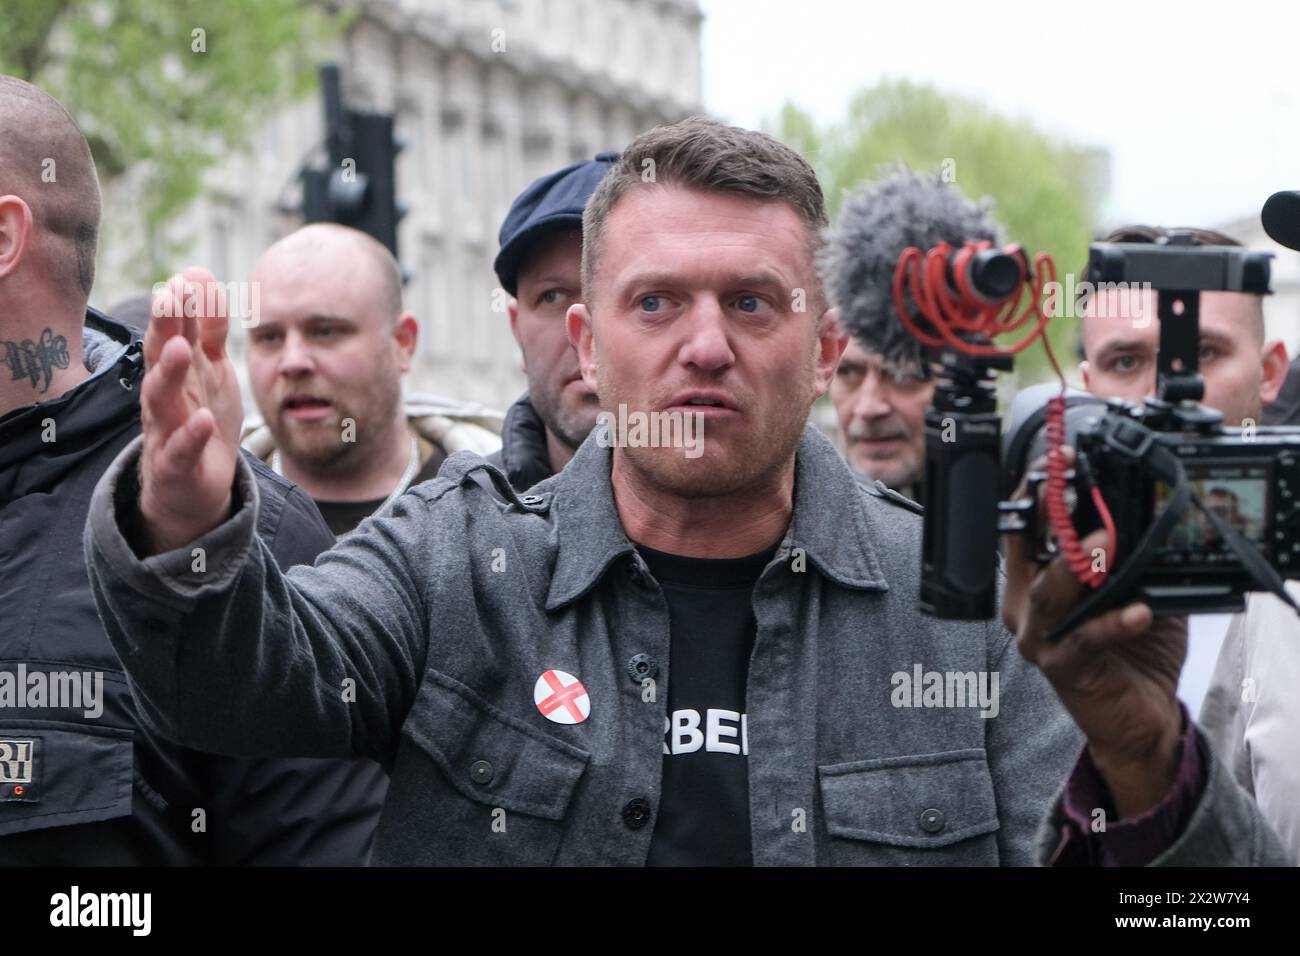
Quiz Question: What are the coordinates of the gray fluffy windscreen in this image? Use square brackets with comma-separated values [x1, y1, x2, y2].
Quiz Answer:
[818, 167, 1003, 371]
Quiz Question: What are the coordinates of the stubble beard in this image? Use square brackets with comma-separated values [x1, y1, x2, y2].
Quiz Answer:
[274, 379, 404, 479]
[529, 372, 601, 452]
[598, 355, 814, 501]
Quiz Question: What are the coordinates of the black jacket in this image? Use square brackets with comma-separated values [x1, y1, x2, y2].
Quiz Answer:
[485, 392, 554, 492]
[0, 310, 386, 864]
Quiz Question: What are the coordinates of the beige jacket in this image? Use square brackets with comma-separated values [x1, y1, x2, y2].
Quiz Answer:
[1199, 583, 1300, 864]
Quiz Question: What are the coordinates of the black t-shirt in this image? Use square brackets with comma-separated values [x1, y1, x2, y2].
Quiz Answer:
[639, 542, 777, 867]
[313, 446, 445, 537]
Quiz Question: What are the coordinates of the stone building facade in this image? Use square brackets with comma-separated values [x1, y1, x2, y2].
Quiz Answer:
[96, 0, 703, 411]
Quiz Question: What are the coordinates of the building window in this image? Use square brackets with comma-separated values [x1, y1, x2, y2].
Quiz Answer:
[209, 197, 237, 281]
[482, 121, 507, 228]
[420, 235, 445, 361]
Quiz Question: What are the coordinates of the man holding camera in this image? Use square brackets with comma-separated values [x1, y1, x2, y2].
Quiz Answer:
[1078, 226, 1288, 430]
[81, 119, 1285, 865]
[1077, 224, 1297, 863]
[1077, 226, 1289, 710]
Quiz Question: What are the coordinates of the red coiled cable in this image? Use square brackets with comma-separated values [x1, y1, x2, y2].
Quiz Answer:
[1044, 393, 1116, 588]
[891, 240, 1054, 357]
[892, 241, 1116, 587]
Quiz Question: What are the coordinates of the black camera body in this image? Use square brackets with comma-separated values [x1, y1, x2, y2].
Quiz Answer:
[1006, 392, 1300, 615]
[919, 351, 1007, 620]
[919, 225, 1300, 627]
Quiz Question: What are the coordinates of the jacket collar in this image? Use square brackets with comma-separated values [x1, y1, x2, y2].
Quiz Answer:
[240, 393, 503, 463]
[0, 308, 143, 485]
[82, 307, 137, 374]
[784, 423, 891, 591]
[545, 421, 889, 611]
[499, 392, 555, 491]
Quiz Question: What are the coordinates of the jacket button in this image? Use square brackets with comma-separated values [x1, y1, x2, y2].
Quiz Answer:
[470, 760, 494, 785]
[626, 654, 658, 683]
[919, 808, 945, 834]
[520, 494, 543, 505]
[621, 797, 652, 830]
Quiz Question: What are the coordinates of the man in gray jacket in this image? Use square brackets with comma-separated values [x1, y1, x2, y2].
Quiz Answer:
[82, 117, 1285, 865]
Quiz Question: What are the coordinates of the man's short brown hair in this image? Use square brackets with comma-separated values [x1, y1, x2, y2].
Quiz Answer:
[580, 116, 828, 308]
[1083, 224, 1245, 282]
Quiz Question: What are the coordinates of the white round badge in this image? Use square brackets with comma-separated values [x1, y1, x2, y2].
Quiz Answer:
[534, 669, 591, 725]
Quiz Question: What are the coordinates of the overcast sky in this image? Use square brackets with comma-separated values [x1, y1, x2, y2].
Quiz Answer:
[699, 0, 1299, 231]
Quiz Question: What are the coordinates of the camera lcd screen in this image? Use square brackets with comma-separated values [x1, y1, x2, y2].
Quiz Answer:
[1155, 462, 1272, 564]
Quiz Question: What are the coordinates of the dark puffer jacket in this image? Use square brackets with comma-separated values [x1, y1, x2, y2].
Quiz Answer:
[0, 309, 387, 864]
[485, 392, 554, 493]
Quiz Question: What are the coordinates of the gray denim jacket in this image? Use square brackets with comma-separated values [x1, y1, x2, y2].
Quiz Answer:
[83, 424, 1284, 865]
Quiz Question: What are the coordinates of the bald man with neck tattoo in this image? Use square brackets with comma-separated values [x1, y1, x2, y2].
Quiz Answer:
[0, 75, 388, 865]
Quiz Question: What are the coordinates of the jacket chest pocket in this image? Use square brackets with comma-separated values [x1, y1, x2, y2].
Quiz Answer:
[0, 720, 135, 839]
[383, 670, 590, 865]
[817, 748, 1000, 866]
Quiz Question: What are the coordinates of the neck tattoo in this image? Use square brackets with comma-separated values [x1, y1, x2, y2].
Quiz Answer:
[3, 328, 71, 393]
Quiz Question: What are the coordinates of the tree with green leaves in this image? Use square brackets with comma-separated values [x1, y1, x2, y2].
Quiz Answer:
[768, 78, 1109, 382]
[1, 0, 344, 281]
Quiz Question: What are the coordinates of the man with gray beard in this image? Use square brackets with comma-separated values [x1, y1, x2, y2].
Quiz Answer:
[822, 167, 1003, 499]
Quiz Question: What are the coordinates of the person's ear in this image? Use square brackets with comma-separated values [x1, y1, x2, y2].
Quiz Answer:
[1080, 360, 1093, 392]
[1259, 339, 1289, 406]
[393, 312, 418, 373]
[507, 297, 527, 372]
[813, 307, 848, 399]
[0, 195, 35, 282]
[567, 303, 597, 392]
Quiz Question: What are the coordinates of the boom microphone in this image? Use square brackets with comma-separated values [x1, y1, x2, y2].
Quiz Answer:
[1262, 191, 1300, 252]
[818, 167, 1002, 372]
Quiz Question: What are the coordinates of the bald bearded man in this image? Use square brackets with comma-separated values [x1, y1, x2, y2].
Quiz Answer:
[240, 223, 502, 537]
